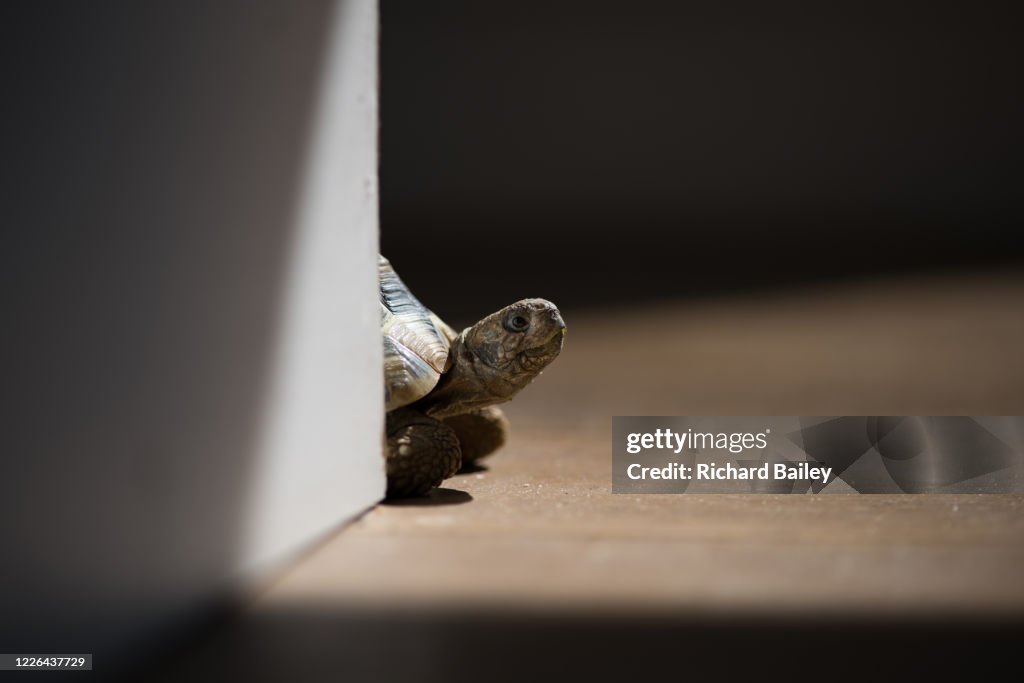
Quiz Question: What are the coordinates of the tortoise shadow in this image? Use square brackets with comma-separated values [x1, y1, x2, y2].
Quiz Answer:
[381, 487, 474, 507]
[457, 461, 490, 474]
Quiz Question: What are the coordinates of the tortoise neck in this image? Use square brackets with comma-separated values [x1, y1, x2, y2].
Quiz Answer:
[417, 330, 516, 419]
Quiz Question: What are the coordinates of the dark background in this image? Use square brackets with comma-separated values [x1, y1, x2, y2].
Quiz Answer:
[379, 1, 1023, 324]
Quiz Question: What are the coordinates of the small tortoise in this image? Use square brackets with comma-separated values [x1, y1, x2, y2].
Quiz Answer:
[380, 255, 565, 497]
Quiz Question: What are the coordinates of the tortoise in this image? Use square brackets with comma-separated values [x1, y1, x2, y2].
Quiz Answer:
[380, 255, 565, 497]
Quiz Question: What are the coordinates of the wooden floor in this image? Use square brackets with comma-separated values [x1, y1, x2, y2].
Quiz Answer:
[160, 269, 1024, 682]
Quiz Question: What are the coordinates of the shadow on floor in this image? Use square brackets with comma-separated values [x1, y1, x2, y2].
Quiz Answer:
[381, 487, 475, 507]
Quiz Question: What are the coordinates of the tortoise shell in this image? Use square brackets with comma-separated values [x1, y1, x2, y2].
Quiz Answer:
[380, 256, 455, 410]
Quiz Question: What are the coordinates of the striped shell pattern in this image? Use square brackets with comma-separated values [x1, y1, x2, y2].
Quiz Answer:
[380, 256, 452, 411]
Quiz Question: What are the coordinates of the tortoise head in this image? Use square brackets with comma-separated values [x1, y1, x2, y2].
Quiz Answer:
[465, 299, 566, 388]
[420, 298, 565, 418]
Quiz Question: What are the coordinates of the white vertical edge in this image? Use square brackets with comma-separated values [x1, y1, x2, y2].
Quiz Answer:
[241, 0, 384, 575]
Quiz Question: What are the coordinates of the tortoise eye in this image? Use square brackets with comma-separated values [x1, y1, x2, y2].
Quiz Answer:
[505, 314, 530, 332]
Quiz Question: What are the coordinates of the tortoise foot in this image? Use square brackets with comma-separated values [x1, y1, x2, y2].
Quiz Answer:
[443, 406, 510, 469]
[385, 409, 462, 498]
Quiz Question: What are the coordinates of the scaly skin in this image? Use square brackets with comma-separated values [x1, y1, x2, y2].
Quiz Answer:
[385, 408, 462, 497]
[384, 298, 565, 497]
[443, 406, 510, 467]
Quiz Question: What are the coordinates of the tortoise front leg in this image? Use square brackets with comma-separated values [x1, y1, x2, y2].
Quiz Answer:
[442, 406, 510, 469]
[385, 408, 462, 498]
